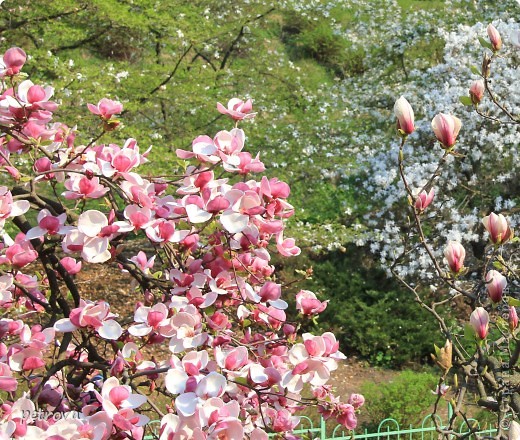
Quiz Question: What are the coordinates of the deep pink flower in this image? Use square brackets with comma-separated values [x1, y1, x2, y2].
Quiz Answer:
[0, 47, 26, 76]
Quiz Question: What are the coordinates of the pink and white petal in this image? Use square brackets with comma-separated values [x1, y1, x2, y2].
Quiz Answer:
[78, 210, 108, 237]
[128, 323, 152, 337]
[164, 369, 189, 394]
[175, 392, 198, 417]
[220, 211, 249, 234]
[185, 204, 212, 224]
[82, 237, 111, 263]
[54, 318, 79, 333]
[10, 200, 30, 217]
[98, 320, 122, 340]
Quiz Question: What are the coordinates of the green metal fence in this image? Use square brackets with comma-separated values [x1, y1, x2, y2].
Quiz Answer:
[143, 405, 498, 439]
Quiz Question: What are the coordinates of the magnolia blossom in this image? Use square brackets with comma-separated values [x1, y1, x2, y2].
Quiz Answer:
[510, 307, 519, 332]
[296, 290, 328, 316]
[470, 307, 489, 340]
[485, 270, 507, 303]
[217, 98, 256, 120]
[414, 188, 434, 212]
[482, 212, 513, 245]
[0, 47, 26, 76]
[444, 241, 465, 274]
[431, 113, 462, 149]
[394, 96, 415, 135]
[87, 98, 123, 120]
[469, 79, 485, 105]
[487, 24, 502, 51]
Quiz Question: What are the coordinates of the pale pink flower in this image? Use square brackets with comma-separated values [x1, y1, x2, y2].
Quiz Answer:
[444, 241, 465, 274]
[431, 113, 462, 149]
[487, 24, 502, 51]
[296, 290, 328, 316]
[415, 188, 435, 212]
[394, 96, 415, 135]
[482, 212, 513, 244]
[469, 79, 485, 105]
[470, 307, 489, 339]
[25, 209, 72, 239]
[485, 270, 507, 303]
[87, 98, 123, 120]
[217, 98, 256, 120]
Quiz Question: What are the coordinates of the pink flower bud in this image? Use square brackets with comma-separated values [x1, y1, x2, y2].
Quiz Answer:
[444, 241, 465, 274]
[487, 24, 502, 51]
[431, 113, 462, 149]
[485, 270, 507, 303]
[482, 212, 513, 245]
[394, 96, 415, 135]
[470, 307, 489, 339]
[509, 306, 518, 332]
[2, 47, 27, 76]
[415, 188, 435, 212]
[469, 79, 485, 105]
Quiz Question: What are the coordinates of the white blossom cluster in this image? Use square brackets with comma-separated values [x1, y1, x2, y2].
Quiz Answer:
[358, 18, 520, 280]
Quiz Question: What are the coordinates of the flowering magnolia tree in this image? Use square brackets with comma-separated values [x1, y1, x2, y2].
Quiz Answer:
[393, 24, 520, 437]
[0, 48, 363, 439]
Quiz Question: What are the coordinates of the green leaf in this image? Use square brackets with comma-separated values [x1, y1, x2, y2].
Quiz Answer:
[464, 323, 476, 343]
[459, 96, 473, 106]
[493, 261, 504, 270]
[478, 37, 493, 50]
[470, 65, 481, 76]
[233, 376, 249, 386]
[508, 297, 520, 307]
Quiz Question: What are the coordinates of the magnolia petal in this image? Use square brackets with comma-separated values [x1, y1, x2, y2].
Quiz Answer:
[98, 320, 122, 340]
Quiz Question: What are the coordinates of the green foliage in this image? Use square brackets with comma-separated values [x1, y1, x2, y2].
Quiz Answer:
[305, 248, 438, 366]
[361, 370, 437, 427]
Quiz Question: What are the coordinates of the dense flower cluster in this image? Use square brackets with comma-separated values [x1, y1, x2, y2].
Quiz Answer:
[0, 54, 360, 439]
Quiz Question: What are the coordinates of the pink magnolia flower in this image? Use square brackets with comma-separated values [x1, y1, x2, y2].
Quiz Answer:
[59, 257, 82, 275]
[394, 96, 415, 135]
[485, 270, 507, 303]
[510, 307, 519, 332]
[296, 290, 328, 316]
[63, 174, 109, 199]
[0, 47, 26, 76]
[25, 209, 72, 240]
[431, 113, 462, 149]
[4, 235, 38, 269]
[415, 188, 435, 212]
[487, 24, 502, 51]
[87, 98, 123, 120]
[444, 241, 465, 274]
[482, 212, 513, 245]
[470, 307, 489, 339]
[469, 79, 485, 105]
[217, 98, 256, 120]
[54, 299, 122, 340]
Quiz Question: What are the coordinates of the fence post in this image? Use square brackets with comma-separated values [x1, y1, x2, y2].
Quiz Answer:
[321, 415, 327, 439]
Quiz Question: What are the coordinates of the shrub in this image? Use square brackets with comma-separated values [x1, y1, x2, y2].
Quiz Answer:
[361, 370, 437, 428]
